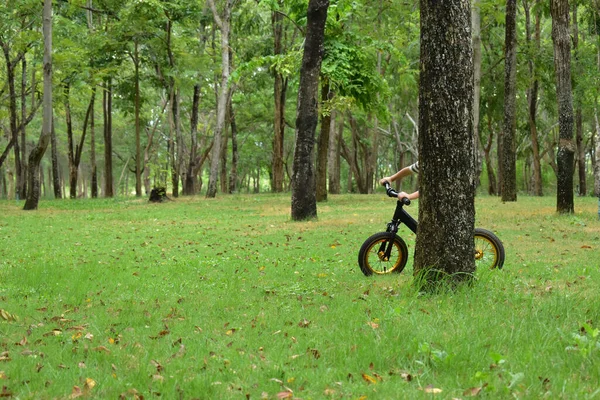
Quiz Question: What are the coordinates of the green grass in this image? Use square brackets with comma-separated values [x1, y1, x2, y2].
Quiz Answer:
[1, 193, 599, 399]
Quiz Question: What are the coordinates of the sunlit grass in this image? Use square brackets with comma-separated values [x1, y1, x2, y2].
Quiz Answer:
[1, 193, 599, 399]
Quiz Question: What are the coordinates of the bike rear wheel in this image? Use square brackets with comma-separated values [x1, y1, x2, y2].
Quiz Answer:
[474, 228, 505, 270]
[358, 232, 409, 276]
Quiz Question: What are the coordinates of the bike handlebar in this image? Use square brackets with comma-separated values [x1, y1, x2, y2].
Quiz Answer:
[382, 181, 411, 206]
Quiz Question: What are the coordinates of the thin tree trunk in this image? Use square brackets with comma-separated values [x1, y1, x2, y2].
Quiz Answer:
[472, 0, 483, 187]
[291, 0, 329, 220]
[134, 40, 142, 197]
[185, 84, 201, 195]
[484, 116, 497, 195]
[327, 111, 341, 194]
[228, 95, 239, 194]
[50, 117, 61, 199]
[316, 81, 331, 202]
[551, 0, 575, 213]
[272, 4, 287, 193]
[103, 77, 114, 197]
[20, 57, 27, 199]
[501, 0, 518, 202]
[572, 4, 586, 196]
[594, 109, 600, 197]
[525, 0, 543, 196]
[90, 86, 98, 198]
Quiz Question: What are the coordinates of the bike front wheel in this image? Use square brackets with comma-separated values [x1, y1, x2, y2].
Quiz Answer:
[358, 232, 409, 276]
[474, 228, 505, 270]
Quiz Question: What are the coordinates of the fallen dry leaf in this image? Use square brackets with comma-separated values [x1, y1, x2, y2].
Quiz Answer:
[362, 373, 378, 384]
[464, 386, 482, 396]
[423, 385, 442, 394]
[70, 385, 83, 399]
[276, 391, 293, 399]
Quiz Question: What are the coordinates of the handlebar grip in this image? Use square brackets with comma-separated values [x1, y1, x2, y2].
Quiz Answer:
[382, 181, 411, 205]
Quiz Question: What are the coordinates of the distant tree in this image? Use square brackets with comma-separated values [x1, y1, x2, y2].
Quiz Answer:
[291, 0, 329, 220]
[413, 0, 475, 285]
[551, 0, 575, 213]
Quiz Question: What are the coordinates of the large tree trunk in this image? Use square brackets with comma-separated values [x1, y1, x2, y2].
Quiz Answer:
[24, 0, 52, 210]
[316, 81, 331, 202]
[206, 0, 234, 198]
[414, 0, 475, 284]
[551, 0, 575, 213]
[291, 0, 329, 221]
[525, 0, 543, 196]
[271, 4, 287, 193]
[501, 0, 518, 202]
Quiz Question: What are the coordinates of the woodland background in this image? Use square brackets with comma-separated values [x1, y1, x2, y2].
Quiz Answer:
[1, 0, 600, 201]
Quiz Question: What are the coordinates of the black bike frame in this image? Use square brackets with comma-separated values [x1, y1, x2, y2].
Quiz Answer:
[380, 182, 418, 261]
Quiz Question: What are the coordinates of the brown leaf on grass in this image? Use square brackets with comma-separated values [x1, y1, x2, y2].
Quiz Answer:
[298, 319, 311, 328]
[308, 348, 321, 359]
[0, 353, 10, 362]
[1, 386, 14, 398]
[581, 245, 592, 249]
[151, 360, 164, 373]
[0, 309, 17, 322]
[69, 385, 83, 399]
[149, 329, 170, 339]
[93, 346, 111, 353]
[43, 329, 62, 337]
[367, 321, 379, 329]
[276, 391, 293, 399]
[15, 337, 27, 346]
[0, 372, 6, 380]
[152, 374, 164, 382]
[463, 386, 482, 396]
[422, 385, 442, 394]
[362, 373, 378, 384]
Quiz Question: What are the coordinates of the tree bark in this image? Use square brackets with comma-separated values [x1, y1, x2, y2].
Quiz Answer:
[19, 57, 28, 199]
[184, 84, 201, 195]
[206, 0, 234, 198]
[472, 0, 483, 187]
[103, 77, 114, 197]
[1, 40, 24, 199]
[524, 0, 543, 196]
[24, 0, 52, 210]
[572, 4, 586, 196]
[272, 4, 287, 193]
[594, 110, 600, 197]
[134, 39, 142, 197]
[327, 111, 341, 194]
[291, 0, 329, 221]
[551, 0, 575, 213]
[414, 0, 475, 284]
[501, 0, 518, 202]
[228, 95, 239, 193]
[90, 86, 98, 198]
[316, 81, 331, 202]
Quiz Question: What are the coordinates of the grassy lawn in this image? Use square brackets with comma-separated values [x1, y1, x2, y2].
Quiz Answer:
[1, 193, 599, 399]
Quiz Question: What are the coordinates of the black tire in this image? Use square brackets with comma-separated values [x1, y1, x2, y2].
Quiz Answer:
[474, 228, 505, 270]
[358, 232, 409, 276]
